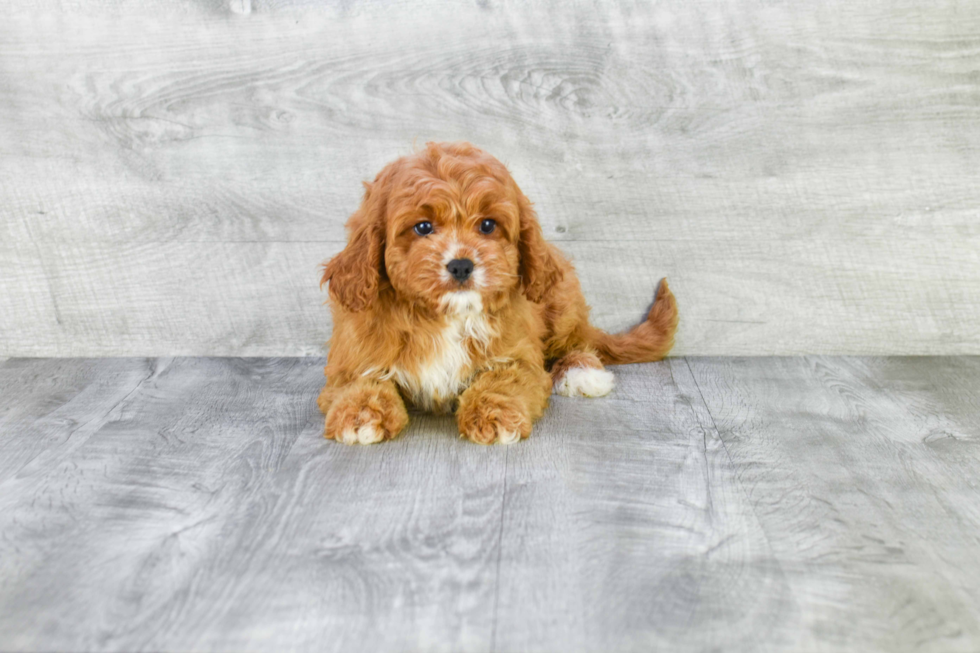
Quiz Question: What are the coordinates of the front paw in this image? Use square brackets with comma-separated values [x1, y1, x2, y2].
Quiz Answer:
[457, 392, 531, 445]
[324, 384, 408, 445]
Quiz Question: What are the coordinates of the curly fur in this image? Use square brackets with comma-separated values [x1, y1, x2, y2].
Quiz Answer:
[318, 141, 678, 444]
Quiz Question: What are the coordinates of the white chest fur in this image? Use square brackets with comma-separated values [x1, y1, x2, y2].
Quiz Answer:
[390, 291, 493, 412]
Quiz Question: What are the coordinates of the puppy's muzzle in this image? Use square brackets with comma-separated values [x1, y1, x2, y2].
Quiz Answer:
[447, 258, 474, 283]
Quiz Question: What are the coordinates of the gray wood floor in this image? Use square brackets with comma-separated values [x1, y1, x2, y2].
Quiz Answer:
[1, 356, 979, 652]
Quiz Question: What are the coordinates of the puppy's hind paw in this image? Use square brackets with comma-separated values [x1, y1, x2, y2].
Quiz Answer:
[554, 366, 615, 398]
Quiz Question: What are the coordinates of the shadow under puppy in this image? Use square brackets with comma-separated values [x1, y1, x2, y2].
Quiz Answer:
[319, 142, 678, 445]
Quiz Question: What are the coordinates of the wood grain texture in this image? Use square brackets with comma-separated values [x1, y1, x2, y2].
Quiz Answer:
[491, 359, 797, 652]
[2, 356, 980, 651]
[0, 357, 507, 652]
[685, 355, 980, 651]
[2, 1, 980, 355]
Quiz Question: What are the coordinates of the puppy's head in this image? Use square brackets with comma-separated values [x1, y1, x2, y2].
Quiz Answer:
[321, 142, 562, 314]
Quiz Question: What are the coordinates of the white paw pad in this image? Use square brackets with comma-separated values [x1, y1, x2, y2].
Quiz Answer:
[496, 428, 521, 445]
[458, 427, 522, 445]
[555, 366, 615, 398]
[340, 424, 385, 445]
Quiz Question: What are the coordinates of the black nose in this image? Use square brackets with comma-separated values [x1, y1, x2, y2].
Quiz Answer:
[447, 258, 474, 282]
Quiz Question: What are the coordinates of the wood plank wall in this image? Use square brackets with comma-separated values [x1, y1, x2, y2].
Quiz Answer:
[2, 0, 978, 356]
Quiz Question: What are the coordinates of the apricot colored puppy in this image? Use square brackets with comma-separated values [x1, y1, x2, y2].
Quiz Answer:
[319, 142, 677, 445]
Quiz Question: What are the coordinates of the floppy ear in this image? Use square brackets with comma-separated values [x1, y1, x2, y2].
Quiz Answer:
[320, 174, 391, 312]
[517, 194, 564, 303]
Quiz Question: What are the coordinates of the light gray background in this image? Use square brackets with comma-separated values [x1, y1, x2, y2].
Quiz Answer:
[2, 0, 978, 357]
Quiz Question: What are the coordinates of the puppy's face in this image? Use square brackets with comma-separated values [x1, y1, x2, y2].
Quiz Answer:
[322, 142, 562, 315]
[383, 166, 522, 312]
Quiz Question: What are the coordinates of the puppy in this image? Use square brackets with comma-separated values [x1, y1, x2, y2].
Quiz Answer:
[318, 142, 677, 445]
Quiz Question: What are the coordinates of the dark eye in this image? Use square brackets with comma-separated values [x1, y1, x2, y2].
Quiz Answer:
[414, 221, 433, 236]
[479, 218, 496, 234]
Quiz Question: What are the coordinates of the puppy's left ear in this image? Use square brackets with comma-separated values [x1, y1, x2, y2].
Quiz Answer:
[517, 194, 564, 303]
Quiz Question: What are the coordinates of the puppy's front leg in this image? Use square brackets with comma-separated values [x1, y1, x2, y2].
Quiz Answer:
[319, 379, 409, 445]
[457, 361, 552, 445]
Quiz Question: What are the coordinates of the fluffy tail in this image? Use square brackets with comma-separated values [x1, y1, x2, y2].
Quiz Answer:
[587, 278, 678, 365]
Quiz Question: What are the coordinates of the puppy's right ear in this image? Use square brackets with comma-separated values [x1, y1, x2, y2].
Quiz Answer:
[320, 167, 395, 312]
